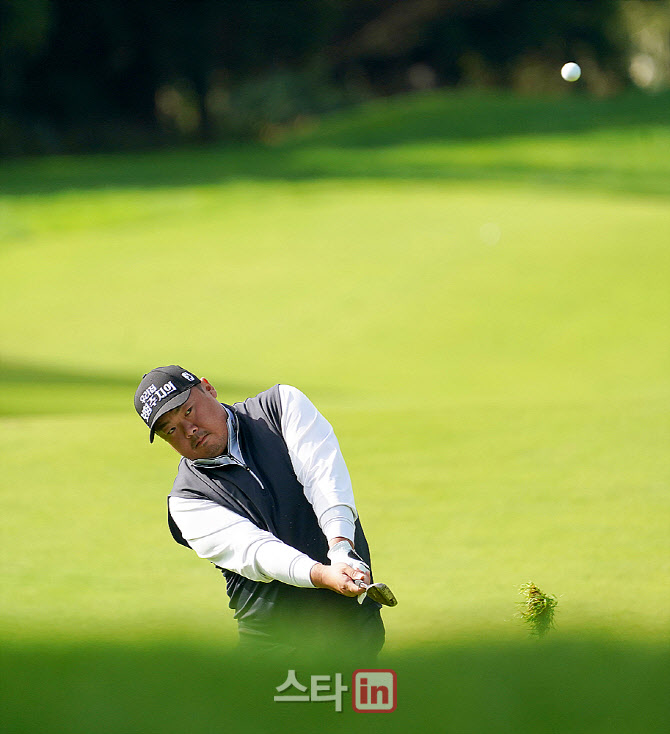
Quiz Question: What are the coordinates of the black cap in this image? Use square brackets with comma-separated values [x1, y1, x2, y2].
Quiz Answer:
[134, 366, 201, 442]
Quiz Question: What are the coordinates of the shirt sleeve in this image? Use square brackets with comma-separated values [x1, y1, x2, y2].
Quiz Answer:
[168, 495, 317, 587]
[278, 384, 357, 543]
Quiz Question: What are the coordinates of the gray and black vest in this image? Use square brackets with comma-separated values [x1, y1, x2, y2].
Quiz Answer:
[167, 385, 383, 644]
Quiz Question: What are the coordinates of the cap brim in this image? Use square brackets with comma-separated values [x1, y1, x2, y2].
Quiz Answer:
[149, 388, 192, 443]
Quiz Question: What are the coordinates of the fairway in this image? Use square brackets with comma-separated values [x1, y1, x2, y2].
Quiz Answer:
[1, 90, 669, 733]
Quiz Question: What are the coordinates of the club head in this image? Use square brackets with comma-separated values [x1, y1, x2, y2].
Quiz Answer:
[355, 580, 398, 607]
[366, 582, 398, 607]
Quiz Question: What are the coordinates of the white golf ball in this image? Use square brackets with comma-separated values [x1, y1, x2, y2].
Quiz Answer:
[561, 62, 581, 82]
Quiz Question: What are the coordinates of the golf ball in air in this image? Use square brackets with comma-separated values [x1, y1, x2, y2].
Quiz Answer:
[561, 62, 581, 82]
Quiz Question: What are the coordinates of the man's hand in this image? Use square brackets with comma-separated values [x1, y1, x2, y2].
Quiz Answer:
[327, 539, 371, 584]
[310, 562, 368, 597]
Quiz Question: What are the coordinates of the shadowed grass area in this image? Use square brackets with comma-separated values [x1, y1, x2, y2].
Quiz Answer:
[0, 358, 137, 386]
[1, 637, 668, 734]
[1, 89, 669, 199]
[283, 88, 670, 148]
[0, 357, 259, 417]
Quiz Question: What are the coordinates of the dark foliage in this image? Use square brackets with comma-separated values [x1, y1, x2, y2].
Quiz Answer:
[0, 0, 629, 155]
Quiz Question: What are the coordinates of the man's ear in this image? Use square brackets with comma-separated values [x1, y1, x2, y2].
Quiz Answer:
[200, 378, 218, 399]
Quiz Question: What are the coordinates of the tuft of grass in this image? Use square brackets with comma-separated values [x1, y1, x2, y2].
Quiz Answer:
[518, 582, 558, 638]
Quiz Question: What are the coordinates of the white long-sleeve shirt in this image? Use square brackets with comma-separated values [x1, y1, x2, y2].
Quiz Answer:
[168, 385, 357, 588]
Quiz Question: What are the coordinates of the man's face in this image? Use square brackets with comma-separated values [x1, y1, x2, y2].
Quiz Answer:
[154, 379, 228, 460]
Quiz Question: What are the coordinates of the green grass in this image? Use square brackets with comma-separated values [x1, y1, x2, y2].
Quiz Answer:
[1, 89, 669, 732]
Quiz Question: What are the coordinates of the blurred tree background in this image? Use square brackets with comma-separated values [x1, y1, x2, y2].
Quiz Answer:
[1, 0, 668, 156]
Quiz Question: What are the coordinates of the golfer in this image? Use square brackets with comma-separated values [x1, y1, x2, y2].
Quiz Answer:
[134, 365, 385, 655]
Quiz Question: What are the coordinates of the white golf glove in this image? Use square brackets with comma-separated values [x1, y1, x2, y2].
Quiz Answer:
[327, 540, 370, 576]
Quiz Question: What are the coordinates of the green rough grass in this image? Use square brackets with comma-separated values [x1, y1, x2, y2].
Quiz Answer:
[1, 89, 669, 732]
[518, 582, 558, 637]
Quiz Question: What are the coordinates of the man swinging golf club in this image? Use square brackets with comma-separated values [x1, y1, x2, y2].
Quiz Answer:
[134, 366, 396, 655]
